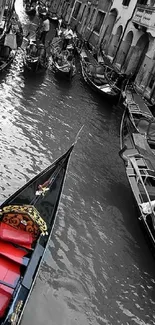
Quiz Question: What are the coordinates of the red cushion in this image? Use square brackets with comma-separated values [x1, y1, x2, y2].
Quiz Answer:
[0, 240, 28, 265]
[0, 256, 21, 317]
[0, 223, 33, 249]
[0, 287, 12, 318]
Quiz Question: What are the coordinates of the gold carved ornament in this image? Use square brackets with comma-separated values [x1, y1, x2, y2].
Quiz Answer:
[0, 205, 48, 237]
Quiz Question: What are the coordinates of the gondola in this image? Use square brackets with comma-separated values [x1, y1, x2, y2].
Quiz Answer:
[0, 142, 75, 324]
[123, 83, 154, 128]
[0, 12, 23, 73]
[120, 101, 155, 249]
[80, 49, 126, 101]
[51, 55, 76, 79]
[23, 41, 48, 73]
[122, 83, 155, 148]
[49, 37, 76, 79]
[120, 102, 155, 152]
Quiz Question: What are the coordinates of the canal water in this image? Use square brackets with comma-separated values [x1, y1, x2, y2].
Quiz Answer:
[0, 1, 155, 324]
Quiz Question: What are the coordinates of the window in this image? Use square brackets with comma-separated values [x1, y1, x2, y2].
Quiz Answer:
[122, 0, 131, 6]
[72, 1, 81, 19]
[94, 11, 105, 34]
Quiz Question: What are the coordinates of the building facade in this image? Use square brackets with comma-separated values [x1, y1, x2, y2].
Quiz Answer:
[103, 0, 155, 101]
[52, 0, 155, 102]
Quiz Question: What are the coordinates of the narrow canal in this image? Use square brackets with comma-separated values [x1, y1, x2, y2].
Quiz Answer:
[0, 1, 155, 324]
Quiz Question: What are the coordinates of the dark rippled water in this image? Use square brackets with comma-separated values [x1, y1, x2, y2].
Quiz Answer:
[0, 2, 155, 324]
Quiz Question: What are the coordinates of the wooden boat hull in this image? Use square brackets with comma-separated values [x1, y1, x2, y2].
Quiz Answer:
[0, 145, 74, 324]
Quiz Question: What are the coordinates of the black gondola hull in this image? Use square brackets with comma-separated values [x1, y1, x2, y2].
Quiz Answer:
[0, 145, 74, 324]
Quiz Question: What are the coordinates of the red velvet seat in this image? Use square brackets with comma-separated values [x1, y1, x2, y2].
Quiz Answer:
[0, 240, 29, 266]
[0, 256, 21, 317]
[0, 287, 12, 318]
[0, 223, 33, 249]
[0, 222, 34, 318]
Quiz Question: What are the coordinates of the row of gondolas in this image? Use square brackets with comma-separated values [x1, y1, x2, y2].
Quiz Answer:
[77, 39, 155, 256]
[1, 6, 155, 325]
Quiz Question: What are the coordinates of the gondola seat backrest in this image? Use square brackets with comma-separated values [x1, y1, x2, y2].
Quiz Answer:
[0, 205, 48, 240]
[0, 222, 33, 249]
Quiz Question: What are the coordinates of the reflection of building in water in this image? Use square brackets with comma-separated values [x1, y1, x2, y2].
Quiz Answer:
[52, 0, 155, 104]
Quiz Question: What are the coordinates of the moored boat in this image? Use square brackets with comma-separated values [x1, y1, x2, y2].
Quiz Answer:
[120, 105, 155, 152]
[51, 54, 76, 79]
[121, 83, 155, 150]
[80, 49, 126, 101]
[123, 83, 154, 127]
[119, 129, 155, 249]
[23, 41, 48, 73]
[120, 98, 155, 249]
[0, 11, 23, 73]
[0, 142, 76, 324]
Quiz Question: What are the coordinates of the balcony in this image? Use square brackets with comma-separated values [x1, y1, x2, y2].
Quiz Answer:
[132, 5, 155, 35]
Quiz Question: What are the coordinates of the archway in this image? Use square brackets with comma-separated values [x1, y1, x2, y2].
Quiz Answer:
[101, 9, 117, 52]
[108, 25, 123, 58]
[115, 30, 133, 67]
[123, 33, 149, 76]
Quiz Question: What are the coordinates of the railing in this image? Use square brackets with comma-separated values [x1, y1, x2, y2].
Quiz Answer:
[132, 4, 155, 30]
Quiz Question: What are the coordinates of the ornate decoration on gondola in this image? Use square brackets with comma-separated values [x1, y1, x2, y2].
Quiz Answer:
[10, 300, 23, 325]
[0, 205, 48, 237]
